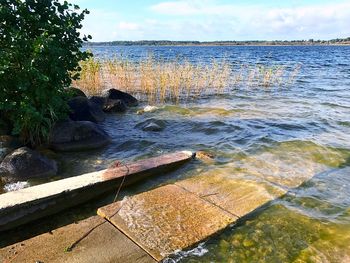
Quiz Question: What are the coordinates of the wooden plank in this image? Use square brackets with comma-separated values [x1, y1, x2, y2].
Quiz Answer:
[0, 151, 194, 232]
[98, 184, 237, 261]
[0, 216, 156, 263]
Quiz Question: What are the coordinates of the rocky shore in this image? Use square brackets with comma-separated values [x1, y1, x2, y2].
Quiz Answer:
[0, 88, 138, 187]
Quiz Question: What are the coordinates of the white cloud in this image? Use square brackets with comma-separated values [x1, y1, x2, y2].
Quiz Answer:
[77, 1, 350, 41]
[148, 1, 350, 40]
[150, 0, 210, 16]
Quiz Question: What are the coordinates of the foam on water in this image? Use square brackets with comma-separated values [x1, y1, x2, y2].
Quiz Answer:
[163, 243, 209, 263]
[4, 181, 29, 192]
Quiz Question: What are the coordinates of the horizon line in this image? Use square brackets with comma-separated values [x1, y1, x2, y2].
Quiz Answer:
[86, 37, 350, 43]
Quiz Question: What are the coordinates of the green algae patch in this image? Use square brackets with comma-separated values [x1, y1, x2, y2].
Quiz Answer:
[183, 204, 350, 263]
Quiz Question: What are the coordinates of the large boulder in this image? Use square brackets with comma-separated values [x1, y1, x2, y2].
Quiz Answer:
[49, 121, 111, 152]
[103, 99, 127, 113]
[66, 87, 87, 98]
[0, 147, 57, 183]
[68, 96, 105, 122]
[103, 89, 138, 107]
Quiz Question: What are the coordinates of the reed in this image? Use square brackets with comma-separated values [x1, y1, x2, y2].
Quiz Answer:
[72, 57, 102, 96]
[73, 55, 300, 104]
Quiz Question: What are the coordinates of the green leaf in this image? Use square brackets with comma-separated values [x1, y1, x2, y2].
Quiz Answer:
[0, 0, 91, 146]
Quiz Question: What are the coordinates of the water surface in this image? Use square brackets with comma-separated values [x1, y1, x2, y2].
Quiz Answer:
[4, 45, 350, 262]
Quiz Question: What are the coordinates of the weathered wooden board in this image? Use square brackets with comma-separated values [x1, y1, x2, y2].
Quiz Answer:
[98, 184, 237, 261]
[0, 216, 156, 263]
[0, 151, 194, 232]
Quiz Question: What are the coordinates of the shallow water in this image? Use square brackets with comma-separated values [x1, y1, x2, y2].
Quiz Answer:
[3, 46, 350, 261]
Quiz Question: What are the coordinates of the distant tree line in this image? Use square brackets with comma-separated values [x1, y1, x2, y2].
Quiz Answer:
[85, 37, 350, 46]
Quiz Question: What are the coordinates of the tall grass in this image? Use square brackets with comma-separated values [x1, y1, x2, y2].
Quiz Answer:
[72, 55, 300, 104]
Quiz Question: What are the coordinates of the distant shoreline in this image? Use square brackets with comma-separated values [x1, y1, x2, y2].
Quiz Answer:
[84, 39, 350, 47]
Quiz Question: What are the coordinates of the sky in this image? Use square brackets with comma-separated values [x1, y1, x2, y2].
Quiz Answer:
[70, 0, 350, 42]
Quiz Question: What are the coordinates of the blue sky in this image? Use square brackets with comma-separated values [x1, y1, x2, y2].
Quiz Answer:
[71, 0, 350, 41]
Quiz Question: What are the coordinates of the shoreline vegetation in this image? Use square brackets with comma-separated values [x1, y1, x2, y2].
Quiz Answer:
[73, 56, 301, 104]
[84, 37, 350, 47]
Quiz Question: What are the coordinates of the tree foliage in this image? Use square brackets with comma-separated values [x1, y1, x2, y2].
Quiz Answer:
[0, 0, 91, 145]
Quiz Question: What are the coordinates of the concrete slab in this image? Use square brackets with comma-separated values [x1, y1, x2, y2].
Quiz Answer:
[0, 216, 156, 263]
[0, 151, 194, 231]
[98, 184, 237, 261]
[176, 173, 286, 218]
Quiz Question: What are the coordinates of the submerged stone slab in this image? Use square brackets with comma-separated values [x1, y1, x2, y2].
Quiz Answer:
[176, 173, 286, 218]
[0, 216, 155, 263]
[98, 184, 237, 261]
[0, 151, 194, 232]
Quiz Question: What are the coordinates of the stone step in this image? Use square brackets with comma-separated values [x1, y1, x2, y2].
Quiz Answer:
[175, 173, 287, 218]
[0, 216, 156, 263]
[98, 184, 238, 261]
[0, 151, 195, 232]
[97, 174, 289, 261]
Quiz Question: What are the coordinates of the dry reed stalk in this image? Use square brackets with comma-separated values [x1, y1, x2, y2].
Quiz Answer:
[72, 55, 300, 104]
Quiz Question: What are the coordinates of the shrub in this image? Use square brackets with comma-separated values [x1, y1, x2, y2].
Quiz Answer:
[0, 0, 91, 145]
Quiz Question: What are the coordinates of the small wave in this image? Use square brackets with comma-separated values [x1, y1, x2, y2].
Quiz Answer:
[320, 101, 350, 108]
[4, 181, 29, 192]
[163, 242, 208, 263]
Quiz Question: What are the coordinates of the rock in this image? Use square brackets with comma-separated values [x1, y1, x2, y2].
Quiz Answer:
[49, 121, 111, 152]
[103, 89, 138, 107]
[89, 96, 106, 109]
[90, 96, 128, 114]
[136, 119, 166, 132]
[0, 147, 57, 183]
[103, 99, 127, 113]
[196, 151, 215, 160]
[143, 123, 163, 132]
[68, 96, 105, 122]
[66, 87, 87, 98]
[196, 150, 215, 164]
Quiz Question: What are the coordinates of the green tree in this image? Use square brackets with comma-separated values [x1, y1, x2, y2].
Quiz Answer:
[0, 0, 91, 145]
